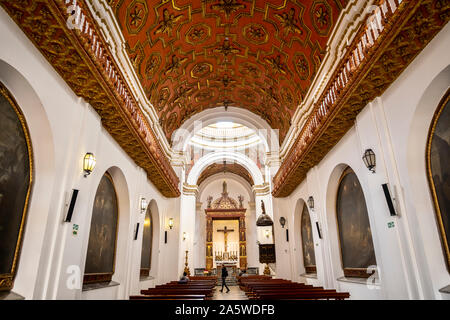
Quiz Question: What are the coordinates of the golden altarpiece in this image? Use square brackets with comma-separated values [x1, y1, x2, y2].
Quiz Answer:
[205, 181, 247, 271]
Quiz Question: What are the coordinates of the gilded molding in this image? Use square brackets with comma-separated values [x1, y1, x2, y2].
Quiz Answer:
[0, 0, 180, 197]
[273, 0, 450, 197]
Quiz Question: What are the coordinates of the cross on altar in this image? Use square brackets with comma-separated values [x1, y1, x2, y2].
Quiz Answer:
[217, 226, 234, 252]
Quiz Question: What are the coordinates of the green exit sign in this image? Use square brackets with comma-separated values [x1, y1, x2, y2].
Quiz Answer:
[388, 221, 395, 228]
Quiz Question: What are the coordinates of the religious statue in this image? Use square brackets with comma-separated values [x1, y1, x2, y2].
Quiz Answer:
[222, 180, 228, 195]
[207, 196, 213, 209]
[238, 195, 244, 208]
[217, 226, 234, 253]
[207, 245, 212, 257]
[240, 244, 246, 256]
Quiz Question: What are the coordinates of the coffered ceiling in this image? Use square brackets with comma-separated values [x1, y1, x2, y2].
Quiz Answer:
[110, 0, 348, 143]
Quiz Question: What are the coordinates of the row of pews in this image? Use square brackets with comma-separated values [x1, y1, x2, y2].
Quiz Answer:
[238, 276, 350, 300]
[130, 276, 217, 300]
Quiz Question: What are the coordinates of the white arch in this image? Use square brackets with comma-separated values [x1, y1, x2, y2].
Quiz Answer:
[147, 199, 160, 279]
[187, 151, 264, 186]
[0, 59, 56, 299]
[198, 172, 255, 203]
[171, 106, 280, 153]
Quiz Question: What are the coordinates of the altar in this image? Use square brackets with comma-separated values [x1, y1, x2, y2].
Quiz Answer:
[205, 181, 247, 270]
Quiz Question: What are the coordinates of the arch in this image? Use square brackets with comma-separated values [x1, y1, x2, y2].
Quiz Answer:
[0, 81, 33, 291]
[187, 151, 265, 186]
[325, 164, 374, 280]
[83, 171, 119, 284]
[300, 201, 317, 274]
[426, 88, 450, 272]
[0, 59, 55, 298]
[171, 107, 279, 153]
[335, 167, 377, 278]
[140, 205, 154, 277]
[82, 165, 131, 288]
[147, 199, 160, 279]
[292, 199, 317, 276]
[198, 173, 254, 204]
[407, 65, 450, 280]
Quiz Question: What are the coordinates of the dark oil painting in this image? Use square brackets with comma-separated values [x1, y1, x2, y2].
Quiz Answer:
[140, 208, 153, 276]
[428, 94, 450, 270]
[336, 168, 377, 277]
[0, 83, 31, 290]
[301, 203, 316, 273]
[84, 173, 118, 282]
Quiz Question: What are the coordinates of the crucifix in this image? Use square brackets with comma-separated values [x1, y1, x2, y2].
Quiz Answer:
[217, 226, 234, 252]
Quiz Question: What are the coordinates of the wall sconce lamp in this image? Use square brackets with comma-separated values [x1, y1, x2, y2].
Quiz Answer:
[83, 152, 96, 177]
[279, 217, 286, 228]
[140, 197, 148, 214]
[264, 229, 270, 238]
[168, 218, 174, 230]
[363, 149, 376, 173]
[307, 196, 314, 210]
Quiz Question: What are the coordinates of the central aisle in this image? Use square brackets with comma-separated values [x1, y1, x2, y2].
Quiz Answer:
[212, 286, 248, 300]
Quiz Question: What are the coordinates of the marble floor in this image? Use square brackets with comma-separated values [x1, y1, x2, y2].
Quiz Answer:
[212, 286, 248, 300]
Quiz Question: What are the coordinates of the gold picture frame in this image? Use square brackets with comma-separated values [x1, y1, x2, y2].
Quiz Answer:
[0, 82, 33, 291]
[426, 88, 450, 273]
[335, 167, 377, 278]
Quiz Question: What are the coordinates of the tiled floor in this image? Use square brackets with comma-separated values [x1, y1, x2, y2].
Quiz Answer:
[212, 285, 248, 300]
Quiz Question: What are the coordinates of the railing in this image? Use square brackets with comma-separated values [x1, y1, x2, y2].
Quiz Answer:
[62, 0, 179, 192]
[274, 0, 403, 190]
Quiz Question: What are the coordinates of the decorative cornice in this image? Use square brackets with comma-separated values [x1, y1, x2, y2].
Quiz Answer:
[0, 0, 180, 197]
[279, 0, 374, 158]
[182, 183, 198, 196]
[252, 183, 271, 196]
[273, 0, 450, 197]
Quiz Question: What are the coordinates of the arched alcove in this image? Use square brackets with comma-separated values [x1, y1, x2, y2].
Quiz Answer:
[292, 199, 317, 277]
[325, 164, 377, 280]
[406, 65, 450, 293]
[81, 166, 131, 296]
[0, 59, 55, 298]
[147, 199, 160, 279]
[187, 151, 264, 186]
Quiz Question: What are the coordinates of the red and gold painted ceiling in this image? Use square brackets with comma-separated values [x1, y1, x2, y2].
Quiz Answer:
[110, 0, 348, 143]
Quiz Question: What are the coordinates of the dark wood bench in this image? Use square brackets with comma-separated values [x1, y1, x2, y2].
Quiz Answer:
[141, 288, 213, 298]
[239, 278, 350, 300]
[130, 294, 205, 300]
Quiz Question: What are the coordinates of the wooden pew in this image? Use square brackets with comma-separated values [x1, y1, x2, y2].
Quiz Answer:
[240, 278, 350, 300]
[141, 288, 214, 299]
[130, 294, 205, 300]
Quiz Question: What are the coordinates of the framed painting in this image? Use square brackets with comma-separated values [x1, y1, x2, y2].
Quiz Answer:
[0, 82, 33, 291]
[301, 203, 316, 274]
[83, 172, 119, 284]
[426, 89, 450, 272]
[259, 244, 276, 264]
[140, 208, 153, 278]
[336, 167, 377, 278]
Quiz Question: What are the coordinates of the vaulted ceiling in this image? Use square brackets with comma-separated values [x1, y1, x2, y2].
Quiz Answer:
[111, 0, 348, 143]
[197, 162, 255, 186]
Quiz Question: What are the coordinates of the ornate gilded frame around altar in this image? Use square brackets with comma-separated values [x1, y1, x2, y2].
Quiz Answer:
[0, 82, 34, 291]
[205, 208, 247, 271]
[426, 88, 450, 273]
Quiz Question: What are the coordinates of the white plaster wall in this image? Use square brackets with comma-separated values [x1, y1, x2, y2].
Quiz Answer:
[274, 23, 450, 299]
[0, 8, 179, 299]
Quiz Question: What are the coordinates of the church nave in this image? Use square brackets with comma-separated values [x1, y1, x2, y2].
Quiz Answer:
[0, 0, 449, 306]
